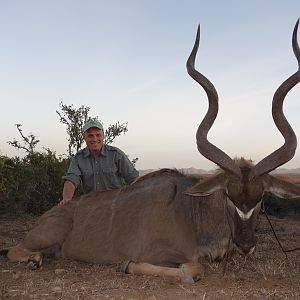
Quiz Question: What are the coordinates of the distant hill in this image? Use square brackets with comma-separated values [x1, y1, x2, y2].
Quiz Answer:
[271, 168, 300, 175]
[139, 167, 300, 176]
[138, 168, 214, 176]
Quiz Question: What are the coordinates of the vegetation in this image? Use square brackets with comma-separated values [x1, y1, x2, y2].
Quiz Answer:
[0, 102, 137, 216]
[56, 102, 130, 156]
[263, 192, 300, 218]
[1, 102, 299, 218]
[0, 151, 68, 215]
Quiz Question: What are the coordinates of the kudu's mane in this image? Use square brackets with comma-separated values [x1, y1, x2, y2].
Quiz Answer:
[121, 168, 203, 194]
[134, 159, 253, 189]
[136, 169, 184, 183]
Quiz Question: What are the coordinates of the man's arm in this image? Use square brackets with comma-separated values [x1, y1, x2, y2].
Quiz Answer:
[58, 180, 76, 206]
[59, 154, 82, 205]
[117, 151, 139, 184]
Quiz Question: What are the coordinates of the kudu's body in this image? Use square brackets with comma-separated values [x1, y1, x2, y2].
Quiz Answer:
[4, 21, 300, 283]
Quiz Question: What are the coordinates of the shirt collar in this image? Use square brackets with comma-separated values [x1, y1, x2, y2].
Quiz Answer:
[83, 144, 107, 158]
[100, 144, 108, 157]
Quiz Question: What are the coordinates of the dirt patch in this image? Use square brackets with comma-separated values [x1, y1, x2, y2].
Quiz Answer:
[1, 215, 300, 299]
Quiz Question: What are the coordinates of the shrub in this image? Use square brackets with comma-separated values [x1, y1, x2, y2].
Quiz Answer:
[0, 151, 69, 215]
[263, 192, 300, 218]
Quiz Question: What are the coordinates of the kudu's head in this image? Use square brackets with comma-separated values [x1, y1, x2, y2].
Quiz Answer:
[185, 20, 300, 255]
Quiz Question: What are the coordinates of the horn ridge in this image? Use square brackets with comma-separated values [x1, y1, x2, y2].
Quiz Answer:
[293, 19, 300, 69]
[187, 25, 242, 178]
[249, 20, 300, 179]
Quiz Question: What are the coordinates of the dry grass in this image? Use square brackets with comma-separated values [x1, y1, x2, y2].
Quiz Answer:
[1, 215, 300, 299]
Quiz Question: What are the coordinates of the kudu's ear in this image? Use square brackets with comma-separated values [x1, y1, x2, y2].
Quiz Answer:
[184, 173, 228, 197]
[262, 174, 300, 199]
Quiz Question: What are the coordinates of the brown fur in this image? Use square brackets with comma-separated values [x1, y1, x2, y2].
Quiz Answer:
[4, 21, 300, 282]
[5, 163, 300, 280]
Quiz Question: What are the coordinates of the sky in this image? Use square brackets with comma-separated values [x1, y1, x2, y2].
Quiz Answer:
[1, 0, 300, 171]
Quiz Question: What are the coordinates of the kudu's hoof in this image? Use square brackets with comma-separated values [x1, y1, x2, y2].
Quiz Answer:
[179, 262, 205, 283]
[181, 275, 196, 284]
[27, 253, 43, 271]
[116, 260, 132, 273]
[0, 248, 9, 259]
[27, 260, 39, 271]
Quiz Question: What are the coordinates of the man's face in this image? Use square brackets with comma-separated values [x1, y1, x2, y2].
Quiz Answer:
[83, 127, 104, 154]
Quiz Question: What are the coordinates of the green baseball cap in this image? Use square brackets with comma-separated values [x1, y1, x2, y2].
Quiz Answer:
[82, 119, 103, 133]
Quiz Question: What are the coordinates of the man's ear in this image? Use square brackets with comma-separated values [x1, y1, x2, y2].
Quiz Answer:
[184, 173, 228, 197]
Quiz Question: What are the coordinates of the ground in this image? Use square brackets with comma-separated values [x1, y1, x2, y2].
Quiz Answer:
[1, 215, 300, 300]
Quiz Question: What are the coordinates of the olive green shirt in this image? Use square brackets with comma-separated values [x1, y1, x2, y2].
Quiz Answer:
[63, 144, 139, 194]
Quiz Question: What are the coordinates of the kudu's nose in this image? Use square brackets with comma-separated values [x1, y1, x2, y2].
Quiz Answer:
[235, 242, 255, 256]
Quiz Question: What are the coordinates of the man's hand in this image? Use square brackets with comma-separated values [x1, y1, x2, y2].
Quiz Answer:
[59, 181, 76, 206]
[58, 198, 72, 206]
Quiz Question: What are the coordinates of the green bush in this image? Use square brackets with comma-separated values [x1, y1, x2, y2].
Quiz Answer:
[0, 151, 69, 215]
[1, 104, 135, 216]
[263, 192, 300, 218]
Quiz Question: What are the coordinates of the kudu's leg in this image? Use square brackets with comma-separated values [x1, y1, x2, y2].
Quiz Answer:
[4, 205, 74, 269]
[118, 261, 204, 283]
[5, 243, 62, 270]
[6, 244, 43, 270]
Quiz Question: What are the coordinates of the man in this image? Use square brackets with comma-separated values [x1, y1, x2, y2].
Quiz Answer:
[58, 119, 139, 205]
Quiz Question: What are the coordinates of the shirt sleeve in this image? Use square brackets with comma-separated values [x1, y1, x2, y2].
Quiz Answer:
[62, 156, 82, 188]
[116, 150, 139, 184]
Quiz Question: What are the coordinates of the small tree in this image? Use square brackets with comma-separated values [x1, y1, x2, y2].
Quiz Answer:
[7, 124, 40, 154]
[56, 102, 90, 157]
[5, 126, 68, 215]
[105, 121, 128, 145]
[56, 102, 131, 156]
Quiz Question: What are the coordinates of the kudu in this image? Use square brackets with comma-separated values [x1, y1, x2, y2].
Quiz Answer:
[3, 21, 300, 283]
